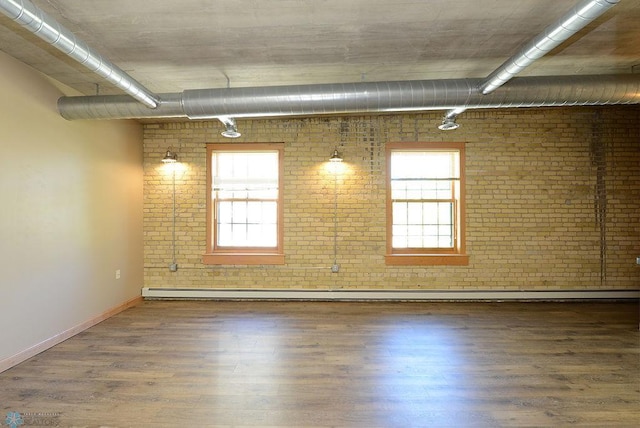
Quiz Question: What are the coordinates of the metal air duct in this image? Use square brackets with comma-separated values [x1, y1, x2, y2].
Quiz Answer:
[479, 0, 619, 94]
[57, 74, 640, 121]
[0, 0, 159, 108]
[438, 0, 620, 130]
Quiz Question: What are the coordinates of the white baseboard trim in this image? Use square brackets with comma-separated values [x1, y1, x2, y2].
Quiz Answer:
[0, 295, 143, 374]
[142, 287, 640, 301]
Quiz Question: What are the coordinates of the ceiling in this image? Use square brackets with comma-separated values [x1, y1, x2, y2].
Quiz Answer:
[1, 0, 639, 100]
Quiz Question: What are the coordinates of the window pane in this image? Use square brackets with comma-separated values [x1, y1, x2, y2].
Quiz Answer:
[407, 225, 422, 239]
[423, 236, 439, 248]
[393, 202, 407, 225]
[250, 186, 278, 199]
[218, 202, 232, 224]
[213, 152, 278, 191]
[392, 235, 407, 248]
[232, 226, 247, 246]
[391, 151, 459, 180]
[439, 226, 453, 247]
[242, 224, 277, 247]
[232, 201, 247, 223]
[424, 225, 439, 238]
[391, 181, 406, 199]
[407, 203, 422, 225]
[393, 225, 408, 248]
[439, 203, 453, 224]
[246, 224, 263, 243]
[212, 150, 280, 249]
[217, 199, 279, 247]
[247, 201, 263, 223]
[422, 203, 438, 224]
[407, 235, 423, 248]
[261, 225, 278, 247]
[406, 183, 423, 200]
[389, 148, 461, 251]
[262, 202, 278, 225]
[435, 181, 452, 198]
[217, 224, 233, 246]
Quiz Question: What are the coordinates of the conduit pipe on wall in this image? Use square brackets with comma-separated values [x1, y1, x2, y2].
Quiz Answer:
[0, 0, 160, 108]
[57, 74, 640, 121]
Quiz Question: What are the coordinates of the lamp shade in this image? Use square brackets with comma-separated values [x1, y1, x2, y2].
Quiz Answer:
[329, 149, 343, 162]
[162, 149, 178, 163]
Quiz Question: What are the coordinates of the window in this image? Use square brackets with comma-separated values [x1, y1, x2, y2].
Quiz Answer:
[386, 142, 468, 266]
[203, 143, 284, 265]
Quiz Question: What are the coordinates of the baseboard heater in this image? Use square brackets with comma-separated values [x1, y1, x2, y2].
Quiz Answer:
[142, 287, 640, 301]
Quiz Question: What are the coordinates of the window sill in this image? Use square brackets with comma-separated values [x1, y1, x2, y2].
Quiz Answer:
[203, 253, 285, 265]
[385, 254, 469, 266]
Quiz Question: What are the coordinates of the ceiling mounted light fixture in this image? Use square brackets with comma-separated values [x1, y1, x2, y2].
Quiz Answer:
[329, 149, 343, 162]
[162, 148, 178, 163]
[438, 118, 460, 131]
[219, 117, 241, 138]
[438, 107, 465, 131]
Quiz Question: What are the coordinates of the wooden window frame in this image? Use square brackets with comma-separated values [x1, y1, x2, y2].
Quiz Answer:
[203, 143, 285, 265]
[385, 142, 469, 266]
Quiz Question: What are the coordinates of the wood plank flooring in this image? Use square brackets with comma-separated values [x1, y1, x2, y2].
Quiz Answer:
[0, 301, 638, 427]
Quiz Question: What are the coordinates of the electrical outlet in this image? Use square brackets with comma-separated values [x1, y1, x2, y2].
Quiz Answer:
[636, 257, 640, 265]
[331, 264, 340, 273]
[115, 269, 121, 280]
[169, 263, 178, 272]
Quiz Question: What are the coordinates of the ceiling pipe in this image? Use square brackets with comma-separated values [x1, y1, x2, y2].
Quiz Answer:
[2, 0, 626, 123]
[0, 0, 159, 108]
[1, 0, 623, 122]
[57, 74, 640, 121]
[479, 0, 619, 95]
[437, 0, 620, 131]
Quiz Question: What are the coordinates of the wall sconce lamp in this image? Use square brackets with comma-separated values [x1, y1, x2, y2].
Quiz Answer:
[161, 148, 179, 273]
[162, 148, 178, 163]
[329, 147, 343, 273]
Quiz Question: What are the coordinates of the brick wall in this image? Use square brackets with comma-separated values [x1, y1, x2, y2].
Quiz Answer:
[143, 106, 640, 290]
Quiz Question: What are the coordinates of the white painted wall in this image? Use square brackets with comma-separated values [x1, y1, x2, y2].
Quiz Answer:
[0, 51, 144, 363]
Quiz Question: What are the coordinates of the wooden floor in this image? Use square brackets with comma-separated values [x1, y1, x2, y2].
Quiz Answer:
[0, 301, 638, 427]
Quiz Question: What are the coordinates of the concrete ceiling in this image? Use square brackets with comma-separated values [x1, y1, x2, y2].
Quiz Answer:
[0, 0, 639, 98]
